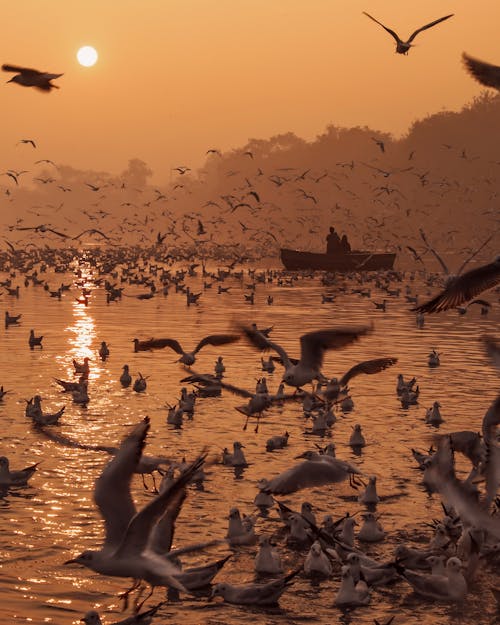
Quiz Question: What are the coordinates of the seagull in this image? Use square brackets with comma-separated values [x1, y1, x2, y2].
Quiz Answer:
[463, 53, 500, 90]
[158, 334, 240, 366]
[413, 256, 500, 314]
[18, 138, 36, 148]
[0, 456, 40, 486]
[210, 568, 301, 605]
[322, 357, 398, 401]
[362, 12, 454, 55]
[81, 602, 165, 625]
[397, 557, 467, 601]
[73, 229, 112, 241]
[2, 64, 63, 90]
[16, 224, 69, 238]
[241, 325, 373, 388]
[258, 450, 362, 494]
[65, 417, 207, 596]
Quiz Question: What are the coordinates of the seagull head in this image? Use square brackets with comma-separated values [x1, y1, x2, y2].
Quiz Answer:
[64, 550, 98, 567]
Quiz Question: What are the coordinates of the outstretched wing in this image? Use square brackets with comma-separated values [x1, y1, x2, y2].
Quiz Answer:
[407, 14, 454, 43]
[157, 338, 184, 355]
[300, 326, 372, 370]
[115, 450, 207, 557]
[363, 12, 401, 43]
[95, 418, 150, 551]
[2, 64, 40, 75]
[463, 53, 500, 90]
[339, 356, 398, 388]
[414, 258, 500, 314]
[194, 333, 240, 354]
[148, 487, 187, 555]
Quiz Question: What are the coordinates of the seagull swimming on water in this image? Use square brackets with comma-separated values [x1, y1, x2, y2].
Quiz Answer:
[81, 602, 165, 625]
[2, 64, 63, 90]
[362, 12, 454, 55]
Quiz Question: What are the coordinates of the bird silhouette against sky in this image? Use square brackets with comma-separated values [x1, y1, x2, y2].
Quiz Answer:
[362, 12, 454, 55]
[2, 64, 62, 90]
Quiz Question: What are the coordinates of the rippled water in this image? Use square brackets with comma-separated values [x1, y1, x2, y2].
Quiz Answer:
[0, 259, 499, 625]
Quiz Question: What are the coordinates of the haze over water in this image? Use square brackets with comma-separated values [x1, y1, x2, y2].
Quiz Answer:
[0, 258, 498, 624]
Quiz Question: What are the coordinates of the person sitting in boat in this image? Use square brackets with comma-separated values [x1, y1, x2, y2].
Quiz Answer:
[326, 227, 341, 254]
[340, 234, 351, 253]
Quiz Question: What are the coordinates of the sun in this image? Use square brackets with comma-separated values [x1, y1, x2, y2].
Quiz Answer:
[77, 46, 98, 67]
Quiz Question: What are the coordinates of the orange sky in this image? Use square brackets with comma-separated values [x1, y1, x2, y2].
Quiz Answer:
[0, 1, 497, 182]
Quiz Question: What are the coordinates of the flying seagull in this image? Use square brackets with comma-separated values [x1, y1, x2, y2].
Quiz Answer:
[241, 325, 373, 388]
[413, 256, 500, 314]
[18, 139, 36, 148]
[462, 53, 500, 90]
[159, 334, 240, 366]
[2, 64, 62, 90]
[362, 12, 454, 54]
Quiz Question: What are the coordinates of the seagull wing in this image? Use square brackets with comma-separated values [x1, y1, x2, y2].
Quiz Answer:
[300, 326, 372, 370]
[47, 228, 69, 238]
[148, 487, 187, 555]
[194, 333, 240, 354]
[414, 258, 500, 313]
[463, 53, 500, 90]
[239, 325, 293, 368]
[158, 338, 184, 355]
[339, 357, 398, 387]
[36, 426, 118, 455]
[2, 64, 41, 75]
[182, 372, 253, 398]
[114, 450, 207, 557]
[362, 12, 401, 43]
[407, 14, 454, 43]
[95, 418, 149, 552]
[80, 229, 111, 240]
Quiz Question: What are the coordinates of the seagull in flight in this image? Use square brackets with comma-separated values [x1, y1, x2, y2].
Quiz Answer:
[362, 12, 454, 55]
[414, 256, 500, 314]
[2, 64, 62, 90]
[18, 139, 36, 148]
[16, 224, 69, 238]
[159, 334, 240, 366]
[241, 325, 373, 388]
[65, 417, 207, 595]
[72, 229, 112, 241]
[462, 53, 500, 90]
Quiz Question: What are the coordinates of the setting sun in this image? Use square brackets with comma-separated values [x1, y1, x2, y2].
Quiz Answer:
[76, 45, 98, 67]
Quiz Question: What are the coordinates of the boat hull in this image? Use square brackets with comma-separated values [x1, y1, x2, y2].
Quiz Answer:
[280, 248, 396, 272]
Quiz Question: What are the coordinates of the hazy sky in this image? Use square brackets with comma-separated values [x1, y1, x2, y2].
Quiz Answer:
[1, 1, 497, 182]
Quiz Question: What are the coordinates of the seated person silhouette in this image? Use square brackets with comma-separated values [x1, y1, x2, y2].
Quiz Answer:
[326, 227, 341, 254]
[340, 234, 351, 253]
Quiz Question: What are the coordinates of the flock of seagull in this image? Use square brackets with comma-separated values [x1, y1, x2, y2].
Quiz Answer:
[1, 6, 500, 625]
[0, 244, 499, 625]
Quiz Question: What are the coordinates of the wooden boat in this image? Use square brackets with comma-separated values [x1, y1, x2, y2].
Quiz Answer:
[280, 248, 396, 272]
